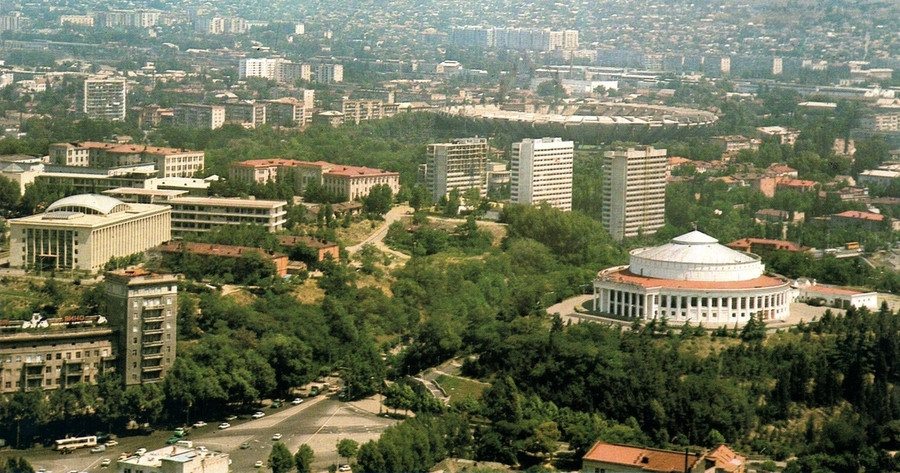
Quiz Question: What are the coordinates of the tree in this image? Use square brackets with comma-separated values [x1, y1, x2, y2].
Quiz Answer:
[295, 444, 315, 473]
[0, 175, 20, 214]
[363, 184, 393, 216]
[337, 438, 359, 465]
[269, 442, 294, 473]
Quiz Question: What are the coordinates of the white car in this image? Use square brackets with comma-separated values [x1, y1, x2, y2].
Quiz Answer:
[192, 421, 207, 428]
[271, 433, 282, 441]
[218, 422, 231, 430]
[254, 461, 264, 468]
[105, 440, 119, 447]
[291, 398, 303, 405]
[251, 411, 265, 419]
[339, 465, 352, 472]
[100, 459, 111, 467]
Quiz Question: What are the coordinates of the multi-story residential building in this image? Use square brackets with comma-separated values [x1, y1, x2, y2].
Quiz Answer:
[229, 159, 400, 201]
[49, 142, 204, 178]
[450, 26, 580, 51]
[510, 137, 574, 211]
[83, 78, 126, 121]
[174, 104, 226, 129]
[342, 99, 398, 124]
[95, 9, 160, 28]
[0, 315, 115, 394]
[105, 269, 177, 386]
[194, 16, 245, 34]
[860, 113, 900, 132]
[223, 101, 267, 128]
[277, 62, 312, 83]
[315, 64, 343, 83]
[262, 98, 307, 125]
[602, 146, 667, 240]
[9, 194, 171, 272]
[166, 196, 288, 237]
[239, 57, 281, 80]
[60, 15, 94, 26]
[423, 137, 489, 203]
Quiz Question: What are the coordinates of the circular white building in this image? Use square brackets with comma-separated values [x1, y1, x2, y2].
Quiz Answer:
[592, 231, 792, 325]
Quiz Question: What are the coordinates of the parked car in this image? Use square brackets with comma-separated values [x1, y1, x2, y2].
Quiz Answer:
[271, 400, 283, 408]
[251, 411, 265, 419]
[192, 421, 207, 428]
[100, 459, 111, 467]
[218, 423, 231, 430]
[240, 442, 251, 450]
[225, 415, 238, 421]
[339, 465, 352, 472]
[254, 461, 263, 468]
[291, 398, 303, 405]
[166, 437, 180, 445]
[105, 440, 119, 447]
[174, 427, 186, 437]
[271, 433, 282, 441]
[90, 445, 106, 453]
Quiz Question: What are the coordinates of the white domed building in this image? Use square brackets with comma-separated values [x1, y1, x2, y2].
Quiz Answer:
[592, 231, 793, 325]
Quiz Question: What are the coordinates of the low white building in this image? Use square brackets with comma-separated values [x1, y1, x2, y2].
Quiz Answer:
[794, 278, 878, 310]
[592, 231, 793, 326]
[117, 446, 229, 473]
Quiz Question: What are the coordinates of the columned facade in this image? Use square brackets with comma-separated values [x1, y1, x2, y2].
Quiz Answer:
[592, 231, 793, 326]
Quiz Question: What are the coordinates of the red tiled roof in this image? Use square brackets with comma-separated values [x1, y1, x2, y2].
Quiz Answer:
[325, 164, 399, 177]
[583, 442, 702, 473]
[157, 241, 285, 259]
[802, 284, 870, 296]
[706, 445, 746, 473]
[67, 142, 198, 155]
[598, 268, 791, 291]
[833, 210, 884, 222]
[726, 238, 806, 252]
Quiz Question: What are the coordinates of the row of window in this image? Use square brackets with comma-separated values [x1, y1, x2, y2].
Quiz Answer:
[3, 349, 110, 364]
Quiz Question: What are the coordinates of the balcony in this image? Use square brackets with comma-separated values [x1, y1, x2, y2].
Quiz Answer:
[142, 338, 164, 347]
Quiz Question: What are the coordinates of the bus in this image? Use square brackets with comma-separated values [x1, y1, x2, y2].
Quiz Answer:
[54, 436, 98, 451]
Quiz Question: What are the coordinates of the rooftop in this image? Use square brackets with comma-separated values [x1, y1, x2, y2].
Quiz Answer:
[599, 267, 791, 291]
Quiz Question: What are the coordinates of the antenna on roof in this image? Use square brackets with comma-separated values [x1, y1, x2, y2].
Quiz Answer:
[691, 221, 697, 231]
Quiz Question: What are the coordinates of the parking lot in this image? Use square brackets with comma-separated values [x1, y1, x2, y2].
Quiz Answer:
[0, 394, 396, 473]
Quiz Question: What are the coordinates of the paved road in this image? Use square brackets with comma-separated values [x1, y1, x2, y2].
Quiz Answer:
[346, 204, 411, 261]
[2, 395, 396, 473]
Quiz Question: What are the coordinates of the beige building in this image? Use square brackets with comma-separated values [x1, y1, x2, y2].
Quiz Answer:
[9, 194, 171, 272]
[602, 146, 667, 240]
[342, 99, 399, 124]
[423, 137, 489, 202]
[0, 315, 115, 394]
[229, 159, 400, 201]
[511, 137, 573, 211]
[49, 142, 205, 178]
[117, 446, 229, 473]
[105, 269, 177, 386]
[167, 196, 288, 237]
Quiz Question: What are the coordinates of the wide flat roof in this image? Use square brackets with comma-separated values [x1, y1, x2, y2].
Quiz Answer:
[169, 196, 287, 208]
[10, 202, 169, 228]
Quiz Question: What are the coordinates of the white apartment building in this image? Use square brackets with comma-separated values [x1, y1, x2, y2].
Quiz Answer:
[9, 195, 171, 272]
[239, 57, 281, 80]
[83, 78, 126, 121]
[511, 137, 574, 211]
[423, 138, 489, 202]
[602, 146, 667, 240]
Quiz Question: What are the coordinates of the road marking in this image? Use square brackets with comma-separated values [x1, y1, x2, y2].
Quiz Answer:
[302, 404, 343, 444]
